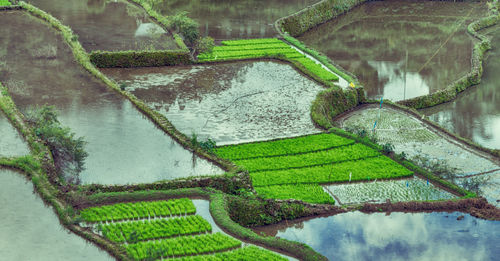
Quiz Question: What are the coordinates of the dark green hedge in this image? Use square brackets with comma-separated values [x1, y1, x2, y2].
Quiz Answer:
[311, 87, 365, 129]
[90, 50, 191, 68]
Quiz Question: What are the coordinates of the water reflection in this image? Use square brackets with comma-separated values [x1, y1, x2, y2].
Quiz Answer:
[147, 0, 319, 40]
[422, 26, 500, 149]
[0, 12, 222, 185]
[102, 61, 323, 145]
[29, 0, 177, 51]
[256, 211, 499, 261]
[298, 0, 487, 101]
[0, 112, 30, 157]
[0, 168, 113, 260]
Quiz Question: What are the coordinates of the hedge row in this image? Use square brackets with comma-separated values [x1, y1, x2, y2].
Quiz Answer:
[89, 50, 191, 68]
[311, 87, 365, 129]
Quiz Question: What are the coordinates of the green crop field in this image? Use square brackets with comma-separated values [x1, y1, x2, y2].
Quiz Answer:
[0, 0, 11, 6]
[198, 38, 339, 83]
[215, 133, 413, 204]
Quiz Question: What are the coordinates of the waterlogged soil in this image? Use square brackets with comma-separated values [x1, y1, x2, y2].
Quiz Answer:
[29, 0, 177, 51]
[0, 111, 30, 157]
[255, 211, 500, 261]
[147, 0, 319, 40]
[422, 26, 500, 150]
[324, 176, 457, 205]
[0, 168, 113, 261]
[0, 11, 222, 184]
[102, 61, 323, 145]
[298, 0, 488, 101]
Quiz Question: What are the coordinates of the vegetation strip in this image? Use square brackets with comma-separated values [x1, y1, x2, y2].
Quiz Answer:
[169, 246, 288, 261]
[255, 184, 335, 205]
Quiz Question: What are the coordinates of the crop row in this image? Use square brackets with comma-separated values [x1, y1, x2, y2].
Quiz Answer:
[255, 184, 335, 204]
[251, 155, 414, 186]
[0, 0, 11, 6]
[213, 42, 290, 51]
[126, 232, 241, 260]
[169, 246, 288, 261]
[234, 143, 380, 172]
[99, 215, 211, 243]
[215, 133, 354, 160]
[198, 47, 300, 62]
[220, 38, 284, 46]
[80, 198, 196, 222]
[294, 57, 339, 81]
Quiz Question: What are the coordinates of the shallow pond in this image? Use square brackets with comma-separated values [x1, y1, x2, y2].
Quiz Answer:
[29, 0, 177, 51]
[324, 176, 457, 205]
[0, 168, 113, 260]
[147, 0, 319, 40]
[0, 11, 222, 185]
[255, 211, 500, 261]
[102, 61, 323, 145]
[0, 111, 30, 157]
[422, 26, 500, 150]
[298, 0, 488, 101]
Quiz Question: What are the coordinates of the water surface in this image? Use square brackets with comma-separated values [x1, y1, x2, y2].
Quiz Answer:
[255, 211, 500, 261]
[298, 0, 488, 101]
[0, 11, 222, 184]
[148, 0, 319, 40]
[0, 111, 30, 157]
[29, 0, 177, 51]
[0, 168, 113, 261]
[422, 26, 500, 150]
[102, 61, 323, 145]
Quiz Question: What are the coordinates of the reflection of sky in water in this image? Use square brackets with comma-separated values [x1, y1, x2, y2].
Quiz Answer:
[276, 212, 499, 261]
[368, 61, 429, 101]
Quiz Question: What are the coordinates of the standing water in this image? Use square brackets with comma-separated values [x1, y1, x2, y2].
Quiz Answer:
[0, 111, 30, 157]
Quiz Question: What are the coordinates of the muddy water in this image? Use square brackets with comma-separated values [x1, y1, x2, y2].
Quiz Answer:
[255, 211, 500, 261]
[148, 0, 319, 40]
[422, 26, 500, 150]
[29, 0, 177, 51]
[0, 111, 30, 157]
[0, 168, 113, 260]
[0, 11, 222, 184]
[102, 61, 323, 145]
[298, 0, 488, 101]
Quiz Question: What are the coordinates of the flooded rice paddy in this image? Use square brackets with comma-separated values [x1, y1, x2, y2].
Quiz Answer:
[0, 111, 30, 157]
[0, 168, 113, 261]
[422, 26, 500, 150]
[324, 176, 457, 205]
[102, 61, 323, 145]
[146, 0, 319, 40]
[255, 211, 500, 261]
[298, 0, 488, 101]
[0, 11, 222, 185]
[29, 0, 177, 51]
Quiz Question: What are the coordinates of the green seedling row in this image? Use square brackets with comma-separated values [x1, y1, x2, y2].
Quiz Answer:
[198, 48, 299, 61]
[251, 155, 414, 186]
[220, 38, 284, 46]
[255, 184, 335, 204]
[213, 43, 290, 51]
[169, 246, 288, 261]
[80, 198, 196, 222]
[126, 232, 241, 260]
[0, 0, 11, 6]
[235, 143, 380, 172]
[215, 133, 354, 160]
[99, 215, 212, 243]
[294, 57, 339, 81]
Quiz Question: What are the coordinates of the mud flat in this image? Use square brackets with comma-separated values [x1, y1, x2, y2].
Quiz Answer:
[0, 11, 222, 185]
[102, 61, 323, 145]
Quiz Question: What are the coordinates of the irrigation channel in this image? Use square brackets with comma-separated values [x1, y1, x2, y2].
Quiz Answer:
[0, 168, 114, 260]
[142, 0, 319, 40]
[298, 0, 488, 101]
[254, 211, 500, 261]
[0, 110, 30, 157]
[28, 0, 177, 51]
[102, 61, 323, 145]
[0, 11, 222, 185]
[422, 25, 500, 150]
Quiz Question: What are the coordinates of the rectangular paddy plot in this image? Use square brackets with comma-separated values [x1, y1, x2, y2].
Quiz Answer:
[79, 198, 287, 260]
[324, 177, 458, 205]
[0, 12, 222, 185]
[215, 133, 413, 204]
[29, 0, 178, 51]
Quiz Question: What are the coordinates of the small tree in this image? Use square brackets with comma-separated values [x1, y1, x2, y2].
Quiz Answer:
[168, 11, 199, 46]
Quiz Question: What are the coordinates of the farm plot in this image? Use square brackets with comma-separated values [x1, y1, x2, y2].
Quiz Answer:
[0, 0, 11, 6]
[215, 133, 413, 204]
[198, 38, 339, 83]
[79, 198, 287, 260]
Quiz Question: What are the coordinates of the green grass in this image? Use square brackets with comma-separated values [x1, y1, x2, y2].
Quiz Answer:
[0, 0, 11, 6]
[198, 38, 339, 83]
[255, 184, 335, 204]
[170, 246, 288, 261]
[126, 232, 241, 260]
[80, 198, 196, 222]
[215, 133, 354, 160]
